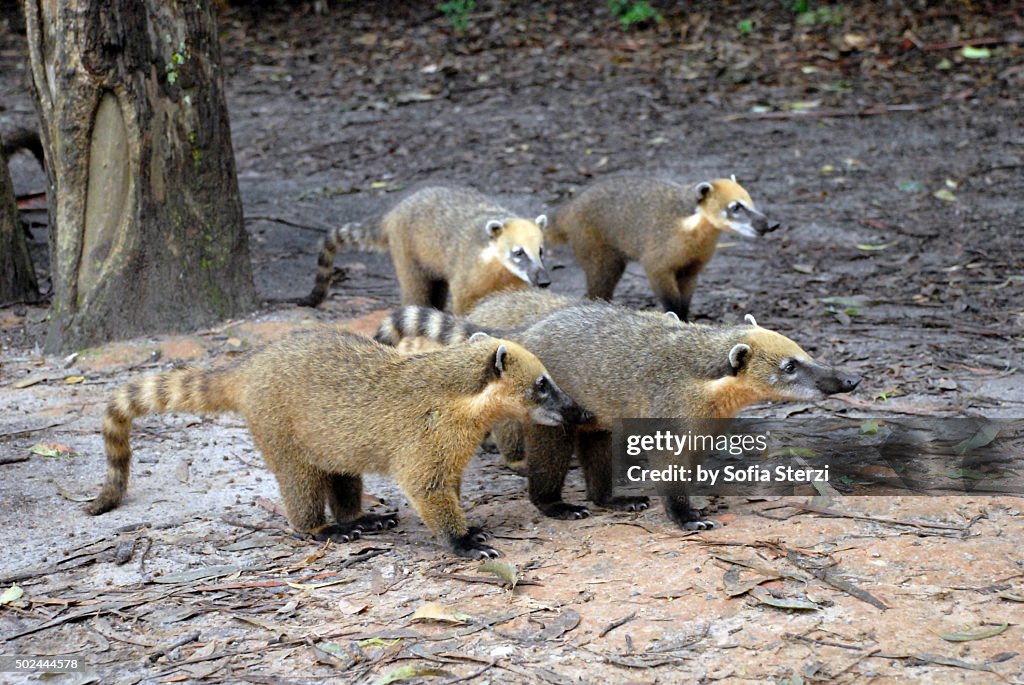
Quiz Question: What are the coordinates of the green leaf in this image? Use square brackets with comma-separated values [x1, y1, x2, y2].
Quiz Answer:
[0, 585, 24, 605]
[737, 18, 754, 35]
[859, 420, 879, 435]
[937, 57, 953, 70]
[896, 179, 924, 192]
[478, 560, 519, 589]
[944, 468, 1001, 481]
[856, 243, 891, 251]
[960, 46, 991, 59]
[821, 295, 871, 307]
[933, 189, 957, 202]
[940, 622, 1009, 642]
[373, 664, 451, 685]
[953, 424, 1000, 455]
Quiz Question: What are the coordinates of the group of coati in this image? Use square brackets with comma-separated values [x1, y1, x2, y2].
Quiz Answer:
[87, 175, 861, 558]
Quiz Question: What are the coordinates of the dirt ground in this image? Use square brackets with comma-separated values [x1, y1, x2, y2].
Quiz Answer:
[1, 1, 1023, 683]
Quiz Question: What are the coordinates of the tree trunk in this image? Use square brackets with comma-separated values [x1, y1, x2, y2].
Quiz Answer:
[0, 137, 40, 305]
[24, 0, 256, 352]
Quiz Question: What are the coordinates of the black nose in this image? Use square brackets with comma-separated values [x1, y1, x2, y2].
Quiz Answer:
[839, 373, 861, 392]
[534, 270, 552, 288]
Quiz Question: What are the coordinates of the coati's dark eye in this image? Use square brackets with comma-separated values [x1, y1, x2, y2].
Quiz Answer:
[535, 376, 549, 396]
[539, 246, 545, 257]
[728, 201, 741, 213]
[512, 247, 526, 258]
[782, 360, 797, 374]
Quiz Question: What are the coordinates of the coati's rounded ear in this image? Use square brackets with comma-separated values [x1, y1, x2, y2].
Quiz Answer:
[744, 314, 757, 326]
[469, 331, 491, 342]
[728, 343, 751, 372]
[535, 214, 548, 230]
[695, 182, 713, 202]
[492, 344, 509, 377]
[664, 311, 680, 321]
[485, 219, 504, 238]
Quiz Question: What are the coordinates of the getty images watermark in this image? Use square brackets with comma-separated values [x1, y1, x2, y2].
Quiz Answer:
[612, 417, 1024, 497]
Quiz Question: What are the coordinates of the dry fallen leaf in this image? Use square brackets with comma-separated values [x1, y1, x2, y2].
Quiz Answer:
[410, 601, 473, 624]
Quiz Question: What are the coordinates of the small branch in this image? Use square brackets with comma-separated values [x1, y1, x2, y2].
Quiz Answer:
[147, 631, 201, 663]
[725, 104, 929, 122]
[922, 35, 1024, 51]
[598, 611, 637, 638]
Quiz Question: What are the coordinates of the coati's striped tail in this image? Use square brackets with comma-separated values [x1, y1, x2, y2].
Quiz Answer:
[86, 367, 241, 515]
[300, 222, 386, 307]
[375, 306, 484, 348]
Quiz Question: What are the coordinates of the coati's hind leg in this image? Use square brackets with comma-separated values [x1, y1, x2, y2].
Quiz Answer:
[578, 244, 627, 301]
[491, 420, 528, 476]
[391, 249, 434, 308]
[267, 457, 339, 538]
[326, 473, 399, 534]
[646, 265, 690, 320]
[576, 431, 649, 512]
[429, 280, 449, 310]
[525, 424, 590, 520]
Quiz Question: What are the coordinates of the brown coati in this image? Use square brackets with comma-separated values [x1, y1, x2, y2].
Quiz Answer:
[300, 185, 551, 314]
[548, 176, 779, 319]
[375, 301, 860, 529]
[86, 328, 588, 558]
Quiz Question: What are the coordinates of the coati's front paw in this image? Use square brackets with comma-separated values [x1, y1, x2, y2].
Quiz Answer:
[449, 529, 502, 559]
[311, 523, 362, 543]
[597, 496, 650, 512]
[539, 502, 591, 520]
[352, 512, 400, 532]
[665, 496, 721, 531]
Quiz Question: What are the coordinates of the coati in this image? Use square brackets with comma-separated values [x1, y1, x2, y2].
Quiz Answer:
[86, 328, 588, 558]
[301, 185, 551, 314]
[548, 176, 779, 319]
[376, 298, 861, 529]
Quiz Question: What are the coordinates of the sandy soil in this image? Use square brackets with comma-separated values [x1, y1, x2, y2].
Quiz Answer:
[1, 2, 1023, 683]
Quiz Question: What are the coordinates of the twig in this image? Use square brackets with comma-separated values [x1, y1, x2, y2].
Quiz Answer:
[0, 455, 30, 465]
[244, 215, 331, 234]
[423, 571, 541, 588]
[444, 659, 498, 684]
[598, 611, 637, 638]
[787, 502, 969, 532]
[725, 104, 929, 122]
[922, 35, 1024, 51]
[147, 631, 201, 662]
[0, 421, 66, 440]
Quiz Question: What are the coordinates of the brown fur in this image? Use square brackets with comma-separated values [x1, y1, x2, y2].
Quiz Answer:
[301, 186, 550, 314]
[87, 328, 582, 558]
[549, 176, 775, 319]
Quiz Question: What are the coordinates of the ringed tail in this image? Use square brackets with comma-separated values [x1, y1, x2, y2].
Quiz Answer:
[301, 221, 386, 307]
[375, 306, 484, 348]
[86, 367, 241, 515]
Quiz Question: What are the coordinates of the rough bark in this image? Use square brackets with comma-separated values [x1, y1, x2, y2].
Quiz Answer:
[0, 137, 40, 305]
[24, 0, 256, 352]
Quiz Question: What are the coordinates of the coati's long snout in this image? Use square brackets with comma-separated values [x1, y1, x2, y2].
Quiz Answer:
[807, 362, 861, 395]
[530, 374, 591, 426]
[530, 263, 552, 288]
